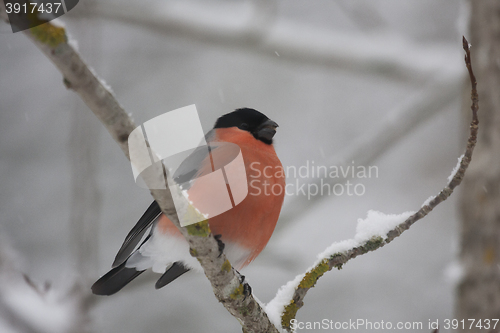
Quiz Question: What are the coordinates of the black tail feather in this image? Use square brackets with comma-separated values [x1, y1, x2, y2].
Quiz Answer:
[92, 262, 145, 296]
[155, 262, 190, 289]
[112, 201, 161, 268]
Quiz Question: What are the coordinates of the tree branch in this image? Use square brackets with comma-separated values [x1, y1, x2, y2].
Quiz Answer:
[0, 8, 279, 332]
[271, 37, 479, 332]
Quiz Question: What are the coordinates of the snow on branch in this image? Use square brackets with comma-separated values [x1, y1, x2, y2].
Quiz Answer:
[0, 9, 279, 333]
[270, 37, 479, 332]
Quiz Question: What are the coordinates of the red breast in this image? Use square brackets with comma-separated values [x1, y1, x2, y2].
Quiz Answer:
[157, 127, 285, 268]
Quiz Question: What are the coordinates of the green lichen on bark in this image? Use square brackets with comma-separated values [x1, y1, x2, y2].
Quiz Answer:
[298, 259, 329, 289]
[30, 22, 66, 47]
[185, 220, 210, 237]
[221, 259, 232, 272]
[230, 283, 244, 300]
[281, 300, 299, 329]
[329, 252, 345, 269]
[362, 236, 384, 253]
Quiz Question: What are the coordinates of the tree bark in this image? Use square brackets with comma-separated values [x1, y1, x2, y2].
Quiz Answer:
[457, 0, 500, 328]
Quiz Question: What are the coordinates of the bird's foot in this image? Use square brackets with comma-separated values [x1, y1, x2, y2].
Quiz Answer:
[214, 234, 225, 258]
[236, 269, 252, 299]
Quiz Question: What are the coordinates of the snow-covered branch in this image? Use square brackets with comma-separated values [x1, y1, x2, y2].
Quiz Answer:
[0, 9, 278, 333]
[69, 0, 456, 82]
[270, 37, 479, 332]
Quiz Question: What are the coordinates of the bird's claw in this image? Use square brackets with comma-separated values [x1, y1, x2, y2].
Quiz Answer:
[214, 234, 225, 257]
[236, 270, 252, 299]
[243, 282, 252, 298]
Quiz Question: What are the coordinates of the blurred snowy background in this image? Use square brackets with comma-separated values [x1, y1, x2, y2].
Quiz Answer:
[0, 0, 470, 332]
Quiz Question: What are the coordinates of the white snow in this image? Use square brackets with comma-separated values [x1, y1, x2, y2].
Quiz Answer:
[316, 239, 358, 263]
[422, 195, 436, 207]
[318, 210, 414, 260]
[265, 210, 414, 330]
[447, 154, 464, 183]
[355, 210, 414, 242]
[265, 274, 304, 332]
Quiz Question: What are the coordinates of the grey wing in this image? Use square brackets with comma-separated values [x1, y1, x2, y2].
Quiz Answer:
[173, 130, 216, 189]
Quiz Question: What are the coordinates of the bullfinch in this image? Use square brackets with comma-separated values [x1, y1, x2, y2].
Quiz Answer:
[92, 108, 285, 295]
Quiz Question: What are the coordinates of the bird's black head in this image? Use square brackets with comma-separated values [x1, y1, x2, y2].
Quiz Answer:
[214, 108, 278, 145]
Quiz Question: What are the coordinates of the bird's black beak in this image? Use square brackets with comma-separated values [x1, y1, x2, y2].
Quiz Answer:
[256, 119, 279, 142]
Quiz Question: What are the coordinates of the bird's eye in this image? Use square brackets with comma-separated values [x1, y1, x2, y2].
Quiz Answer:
[239, 123, 249, 130]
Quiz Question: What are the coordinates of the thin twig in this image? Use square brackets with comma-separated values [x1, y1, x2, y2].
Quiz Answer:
[276, 36, 479, 332]
[0, 9, 279, 332]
